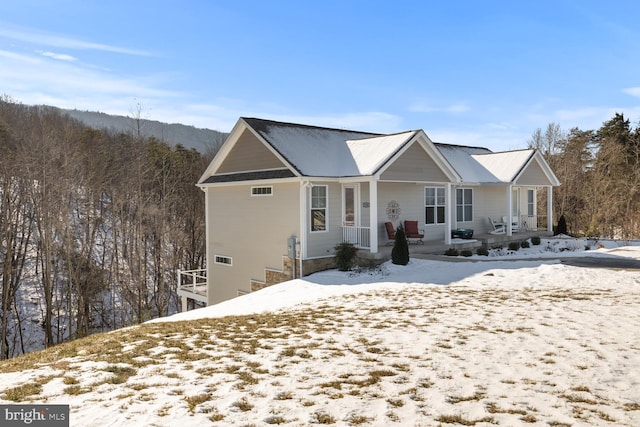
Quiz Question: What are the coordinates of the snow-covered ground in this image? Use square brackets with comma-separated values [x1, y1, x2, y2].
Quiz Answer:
[1, 238, 639, 426]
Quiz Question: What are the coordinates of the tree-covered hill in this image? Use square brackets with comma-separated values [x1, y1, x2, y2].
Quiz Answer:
[0, 98, 212, 359]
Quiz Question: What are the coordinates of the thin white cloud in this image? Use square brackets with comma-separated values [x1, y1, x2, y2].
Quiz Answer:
[623, 87, 640, 97]
[408, 102, 470, 114]
[38, 50, 77, 62]
[0, 23, 153, 56]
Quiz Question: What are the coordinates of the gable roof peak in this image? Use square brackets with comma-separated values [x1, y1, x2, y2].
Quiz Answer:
[241, 117, 382, 137]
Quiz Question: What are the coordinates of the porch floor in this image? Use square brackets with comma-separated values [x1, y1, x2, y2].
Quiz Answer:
[361, 230, 553, 261]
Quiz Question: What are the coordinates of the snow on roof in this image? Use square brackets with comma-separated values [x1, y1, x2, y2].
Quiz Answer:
[241, 118, 536, 183]
[472, 150, 535, 182]
[346, 131, 416, 175]
[434, 143, 499, 183]
[244, 118, 380, 177]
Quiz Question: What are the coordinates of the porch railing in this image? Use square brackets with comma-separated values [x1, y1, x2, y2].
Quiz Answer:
[520, 215, 548, 231]
[341, 226, 370, 249]
[177, 268, 207, 300]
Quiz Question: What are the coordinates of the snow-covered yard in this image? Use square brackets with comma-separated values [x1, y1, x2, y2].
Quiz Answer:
[1, 239, 639, 426]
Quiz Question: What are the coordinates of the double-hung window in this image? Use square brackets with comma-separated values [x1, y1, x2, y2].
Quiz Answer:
[311, 185, 327, 231]
[456, 188, 473, 222]
[425, 187, 445, 224]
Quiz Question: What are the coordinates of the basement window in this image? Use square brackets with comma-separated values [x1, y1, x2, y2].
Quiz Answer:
[251, 186, 273, 196]
[214, 255, 232, 266]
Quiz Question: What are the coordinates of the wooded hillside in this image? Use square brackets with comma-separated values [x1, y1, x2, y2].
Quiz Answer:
[0, 98, 212, 359]
[530, 113, 640, 239]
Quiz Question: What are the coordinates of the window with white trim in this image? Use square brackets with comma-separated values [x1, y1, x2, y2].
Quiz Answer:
[311, 185, 327, 232]
[456, 188, 473, 222]
[425, 187, 445, 225]
[214, 255, 232, 266]
[527, 189, 535, 216]
[251, 186, 272, 196]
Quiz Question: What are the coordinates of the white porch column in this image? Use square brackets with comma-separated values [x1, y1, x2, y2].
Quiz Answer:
[181, 296, 188, 313]
[369, 179, 378, 253]
[547, 185, 553, 233]
[506, 185, 513, 236]
[445, 183, 452, 244]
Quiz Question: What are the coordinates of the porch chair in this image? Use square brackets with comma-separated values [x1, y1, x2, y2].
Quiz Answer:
[384, 222, 396, 246]
[502, 216, 520, 232]
[488, 217, 505, 234]
[404, 220, 424, 244]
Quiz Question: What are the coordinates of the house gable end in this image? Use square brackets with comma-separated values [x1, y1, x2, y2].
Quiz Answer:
[216, 127, 288, 174]
[379, 137, 453, 182]
[514, 153, 561, 186]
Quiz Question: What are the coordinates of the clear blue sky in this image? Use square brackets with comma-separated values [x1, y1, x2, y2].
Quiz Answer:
[1, 1, 639, 151]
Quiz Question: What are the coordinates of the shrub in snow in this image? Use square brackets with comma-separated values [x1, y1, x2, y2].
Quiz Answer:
[521, 240, 530, 248]
[476, 247, 489, 256]
[508, 242, 520, 251]
[444, 248, 459, 256]
[555, 214, 567, 236]
[460, 249, 473, 257]
[334, 242, 357, 271]
[391, 224, 410, 265]
[531, 236, 541, 245]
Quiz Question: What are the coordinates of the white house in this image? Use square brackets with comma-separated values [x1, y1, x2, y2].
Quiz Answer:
[177, 117, 560, 310]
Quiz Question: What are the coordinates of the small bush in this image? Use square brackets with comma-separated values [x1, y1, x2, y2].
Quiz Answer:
[555, 214, 567, 235]
[508, 242, 520, 251]
[391, 224, 410, 265]
[520, 240, 530, 248]
[531, 236, 541, 245]
[460, 250, 473, 257]
[334, 242, 357, 271]
[444, 248, 459, 256]
[476, 247, 489, 256]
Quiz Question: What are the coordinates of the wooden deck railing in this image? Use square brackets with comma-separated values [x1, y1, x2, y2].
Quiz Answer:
[177, 268, 207, 297]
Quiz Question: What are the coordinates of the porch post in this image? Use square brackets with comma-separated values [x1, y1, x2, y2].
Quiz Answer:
[547, 185, 553, 233]
[445, 183, 452, 244]
[506, 185, 513, 236]
[369, 179, 378, 253]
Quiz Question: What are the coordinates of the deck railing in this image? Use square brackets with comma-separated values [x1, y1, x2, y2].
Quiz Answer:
[520, 215, 548, 231]
[177, 268, 207, 297]
[341, 226, 371, 249]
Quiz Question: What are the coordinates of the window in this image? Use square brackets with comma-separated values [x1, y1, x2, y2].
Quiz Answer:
[311, 185, 327, 231]
[425, 187, 445, 224]
[527, 189, 535, 216]
[214, 255, 232, 266]
[456, 188, 473, 222]
[251, 186, 272, 196]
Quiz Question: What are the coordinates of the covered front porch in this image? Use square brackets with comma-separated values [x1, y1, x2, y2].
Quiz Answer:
[355, 228, 554, 261]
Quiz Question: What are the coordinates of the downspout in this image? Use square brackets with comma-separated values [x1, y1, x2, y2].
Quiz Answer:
[299, 180, 310, 276]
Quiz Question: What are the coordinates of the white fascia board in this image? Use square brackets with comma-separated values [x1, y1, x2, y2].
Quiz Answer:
[243, 122, 302, 177]
[198, 118, 252, 183]
[513, 150, 561, 186]
[395, 131, 461, 183]
[197, 176, 302, 189]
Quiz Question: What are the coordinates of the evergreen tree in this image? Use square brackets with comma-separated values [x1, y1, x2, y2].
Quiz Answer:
[555, 215, 567, 236]
[391, 223, 409, 265]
